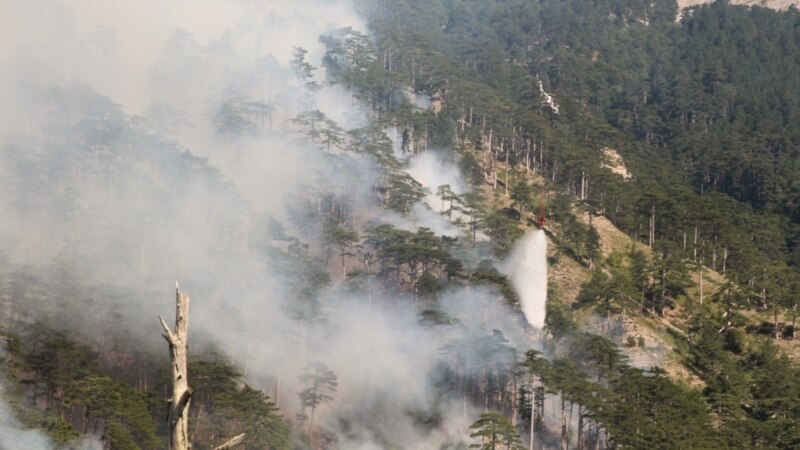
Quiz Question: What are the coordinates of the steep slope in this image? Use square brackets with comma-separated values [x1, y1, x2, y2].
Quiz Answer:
[3, 0, 800, 448]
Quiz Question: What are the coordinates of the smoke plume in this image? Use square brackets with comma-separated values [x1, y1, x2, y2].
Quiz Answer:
[0, 1, 546, 448]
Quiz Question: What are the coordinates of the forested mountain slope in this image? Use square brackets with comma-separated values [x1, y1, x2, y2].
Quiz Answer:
[679, 0, 800, 12]
[1, 0, 800, 449]
[349, 0, 800, 446]
[357, 0, 800, 312]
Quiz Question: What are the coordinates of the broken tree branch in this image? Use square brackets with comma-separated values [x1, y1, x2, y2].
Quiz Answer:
[212, 434, 246, 450]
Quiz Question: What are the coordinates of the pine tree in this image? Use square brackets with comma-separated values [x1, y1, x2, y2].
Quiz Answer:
[297, 361, 338, 447]
[469, 412, 525, 450]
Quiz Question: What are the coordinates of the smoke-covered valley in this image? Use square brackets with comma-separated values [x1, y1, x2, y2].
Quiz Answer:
[0, 1, 549, 449]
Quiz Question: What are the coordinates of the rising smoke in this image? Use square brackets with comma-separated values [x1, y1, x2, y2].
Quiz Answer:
[0, 1, 549, 448]
[0, 385, 102, 450]
[0, 387, 53, 450]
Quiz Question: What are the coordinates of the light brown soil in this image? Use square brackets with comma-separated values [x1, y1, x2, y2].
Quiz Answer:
[548, 248, 590, 306]
[576, 210, 648, 258]
[600, 148, 632, 181]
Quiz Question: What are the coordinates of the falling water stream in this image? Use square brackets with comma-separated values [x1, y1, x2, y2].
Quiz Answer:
[506, 230, 548, 329]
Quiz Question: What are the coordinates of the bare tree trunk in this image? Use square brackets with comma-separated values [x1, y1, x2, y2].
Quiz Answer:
[699, 263, 704, 306]
[561, 395, 568, 450]
[711, 234, 717, 270]
[580, 171, 586, 200]
[722, 246, 728, 274]
[275, 376, 281, 408]
[511, 374, 518, 427]
[588, 211, 594, 269]
[484, 367, 489, 413]
[529, 378, 535, 450]
[160, 284, 245, 450]
[341, 250, 347, 281]
[504, 141, 509, 197]
[463, 383, 468, 424]
[194, 402, 205, 442]
[309, 407, 316, 449]
[160, 284, 193, 450]
[567, 401, 574, 450]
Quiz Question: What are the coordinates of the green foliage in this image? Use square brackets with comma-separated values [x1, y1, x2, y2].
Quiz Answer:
[267, 229, 331, 324]
[347, 0, 800, 324]
[365, 224, 460, 295]
[437, 184, 463, 220]
[469, 261, 519, 306]
[468, 412, 524, 450]
[386, 171, 427, 213]
[291, 47, 320, 91]
[6, 1, 800, 449]
[214, 100, 260, 139]
[525, 328, 723, 449]
[296, 361, 337, 446]
[509, 180, 532, 219]
[1, 324, 159, 448]
[310, 2, 800, 448]
[3, 395, 80, 445]
[544, 298, 576, 341]
[576, 242, 691, 318]
[605, 366, 719, 449]
[297, 361, 338, 416]
[292, 110, 345, 152]
[440, 440, 469, 450]
[585, 224, 601, 265]
[576, 269, 613, 312]
[2, 319, 291, 450]
[188, 359, 290, 450]
[483, 208, 523, 258]
[322, 219, 359, 280]
[681, 312, 800, 447]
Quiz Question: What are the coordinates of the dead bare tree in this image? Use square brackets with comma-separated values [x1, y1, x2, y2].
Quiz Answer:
[160, 283, 245, 450]
[160, 283, 193, 450]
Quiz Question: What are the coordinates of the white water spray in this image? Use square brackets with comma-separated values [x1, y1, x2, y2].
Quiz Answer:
[504, 230, 548, 328]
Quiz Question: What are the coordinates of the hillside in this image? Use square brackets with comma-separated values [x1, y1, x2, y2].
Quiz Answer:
[2, 1, 800, 449]
[534, 147, 800, 392]
[354, 0, 800, 445]
[679, 0, 800, 11]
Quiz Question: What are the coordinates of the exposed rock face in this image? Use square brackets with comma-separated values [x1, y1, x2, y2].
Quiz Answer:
[600, 148, 632, 181]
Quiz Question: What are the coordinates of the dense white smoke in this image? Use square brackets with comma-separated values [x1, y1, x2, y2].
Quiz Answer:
[0, 389, 53, 450]
[407, 151, 470, 203]
[0, 386, 102, 450]
[503, 230, 548, 328]
[0, 1, 539, 448]
[402, 151, 480, 238]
